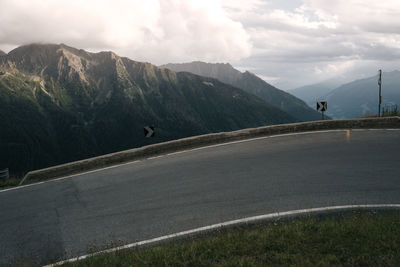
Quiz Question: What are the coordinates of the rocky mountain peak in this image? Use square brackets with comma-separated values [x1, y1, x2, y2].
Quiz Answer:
[162, 61, 324, 121]
[161, 61, 243, 85]
[1, 43, 297, 176]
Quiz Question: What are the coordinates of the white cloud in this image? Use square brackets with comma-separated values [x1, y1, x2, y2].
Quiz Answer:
[0, 0, 252, 63]
[1, 0, 399, 89]
[302, 0, 400, 34]
[314, 60, 355, 75]
[225, 0, 400, 88]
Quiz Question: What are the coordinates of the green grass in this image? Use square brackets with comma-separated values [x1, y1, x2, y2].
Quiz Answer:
[60, 210, 400, 267]
[0, 177, 22, 188]
[363, 113, 400, 118]
[363, 106, 399, 118]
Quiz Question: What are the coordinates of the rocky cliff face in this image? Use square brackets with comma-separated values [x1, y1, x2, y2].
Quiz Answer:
[0, 44, 296, 174]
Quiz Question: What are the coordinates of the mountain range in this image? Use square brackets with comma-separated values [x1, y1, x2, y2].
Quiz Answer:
[288, 79, 343, 107]
[161, 61, 323, 121]
[289, 71, 400, 118]
[0, 44, 297, 175]
[324, 70, 400, 118]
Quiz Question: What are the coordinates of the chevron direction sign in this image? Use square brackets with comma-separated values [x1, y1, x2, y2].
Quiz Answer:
[144, 126, 155, 137]
[317, 101, 327, 112]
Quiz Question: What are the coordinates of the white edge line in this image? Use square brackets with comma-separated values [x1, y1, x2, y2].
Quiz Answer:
[44, 204, 400, 267]
[168, 129, 346, 154]
[147, 155, 165, 160]
[167, 128, 398, 155]
[0, 160, 142, 193]
[2, 128, 399, 194]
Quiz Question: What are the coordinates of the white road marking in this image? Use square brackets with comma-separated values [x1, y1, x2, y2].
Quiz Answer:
[147, 155, 164, 160]
[0, 160, 142, 193]
[45, 204, 400, 267]
[352, 128, 400, 131]
[1, 129, 399, 193]
[167, 129, 348, 155]
[168, 128, 400, 155]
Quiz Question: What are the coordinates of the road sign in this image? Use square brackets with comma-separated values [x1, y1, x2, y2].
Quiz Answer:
[144, 126, 155, 137]
[317, 101, 327, 112]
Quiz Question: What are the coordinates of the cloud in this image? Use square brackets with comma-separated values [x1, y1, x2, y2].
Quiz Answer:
[302, 0, 400, 34]
[1, 0, 399, 89]
[224, 0, 400, 88]
[313, 61, 356, 75]
[0, 0, 252, 63]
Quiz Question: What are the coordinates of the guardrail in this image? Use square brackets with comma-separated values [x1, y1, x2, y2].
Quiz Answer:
[0, 168, 9, 179]
[19, 116, 400, 185]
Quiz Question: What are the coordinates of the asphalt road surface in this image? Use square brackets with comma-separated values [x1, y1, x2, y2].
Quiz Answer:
[1, 129, 400, 265]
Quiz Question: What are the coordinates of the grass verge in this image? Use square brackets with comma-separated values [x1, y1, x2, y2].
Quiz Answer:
[59, 210, 400, 267]
[0, 177, 22, 189]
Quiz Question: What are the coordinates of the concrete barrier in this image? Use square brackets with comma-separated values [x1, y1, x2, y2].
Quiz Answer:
[20, 117, 400, 185]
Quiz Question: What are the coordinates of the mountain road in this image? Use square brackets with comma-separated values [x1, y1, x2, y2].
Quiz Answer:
[1, 129, 400, 265]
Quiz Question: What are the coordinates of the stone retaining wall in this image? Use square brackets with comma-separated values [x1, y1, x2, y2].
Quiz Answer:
[20, 117, 400, 185]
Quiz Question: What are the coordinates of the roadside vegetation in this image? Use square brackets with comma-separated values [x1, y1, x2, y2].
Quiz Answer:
[382, 105, 400, 117]
[363, 104, 399, 118]
[0, 176, 22, 188]
[57, 210, 400, 267]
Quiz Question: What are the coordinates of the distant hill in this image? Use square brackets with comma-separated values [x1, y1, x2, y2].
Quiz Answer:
[0, 44, 296, 174]
[288, 79, 342, 107]
[161, 61, 323, 121]
[0, 50, 6, 56]
[324, 70, 400, 118]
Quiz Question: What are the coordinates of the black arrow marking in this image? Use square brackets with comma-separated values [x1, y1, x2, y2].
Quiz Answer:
[144, 126, 155, 137]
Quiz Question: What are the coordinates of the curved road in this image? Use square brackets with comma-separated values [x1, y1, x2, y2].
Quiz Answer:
[1, 129, 400, 265]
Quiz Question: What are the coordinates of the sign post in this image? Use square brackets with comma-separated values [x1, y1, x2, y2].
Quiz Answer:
[378, 69, 382, 117]
[316, 101, 327, 120]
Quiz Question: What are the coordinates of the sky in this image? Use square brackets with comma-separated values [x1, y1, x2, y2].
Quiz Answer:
[0, 0, 399, 89]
